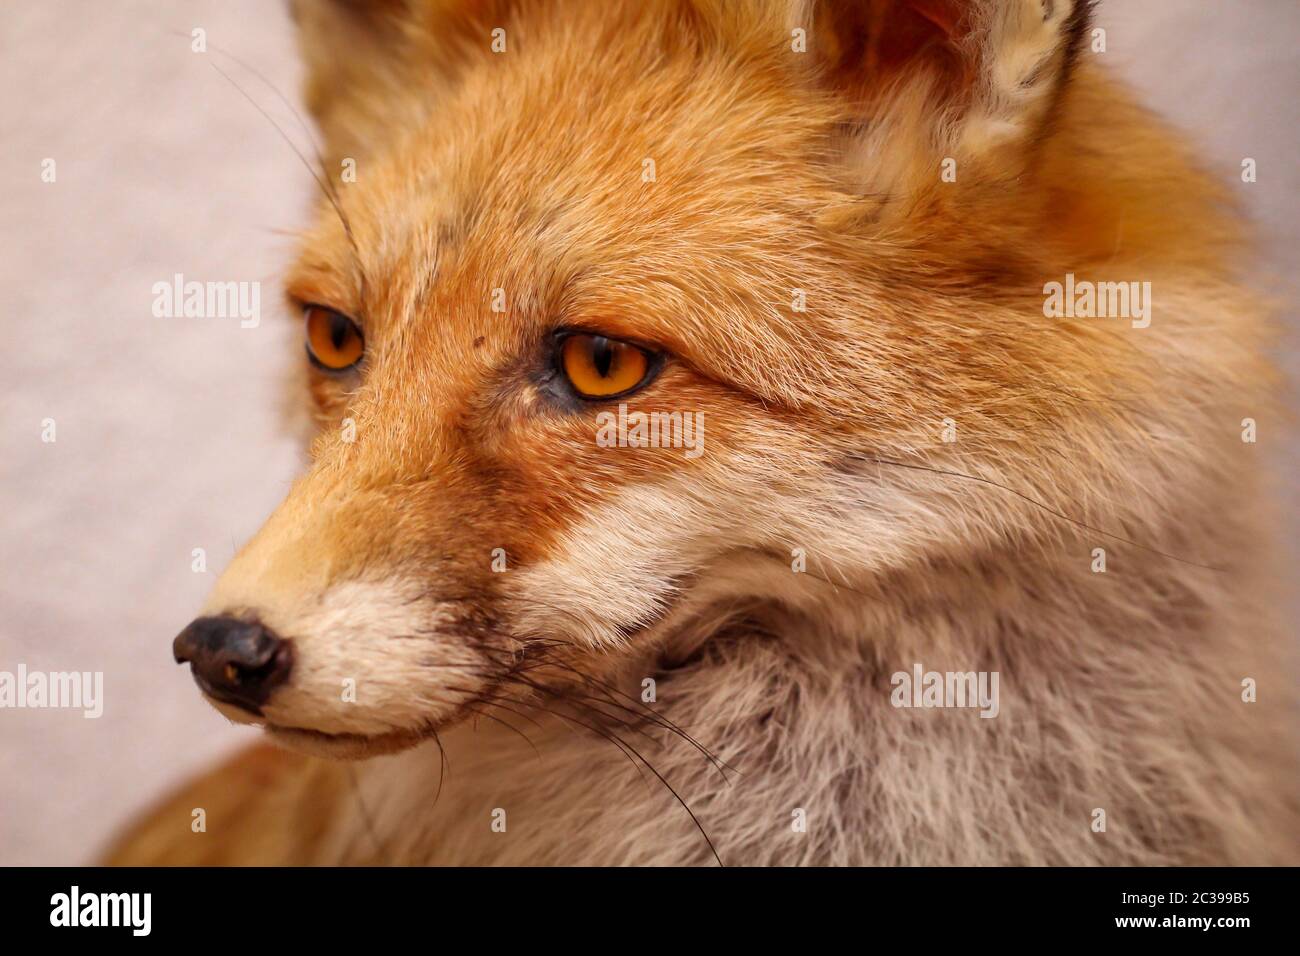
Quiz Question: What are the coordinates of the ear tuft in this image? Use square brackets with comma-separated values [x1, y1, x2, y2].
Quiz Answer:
[291, 0, 415, 166]
[964, 0, 1092, 152]
[814, 0, 1094, 210]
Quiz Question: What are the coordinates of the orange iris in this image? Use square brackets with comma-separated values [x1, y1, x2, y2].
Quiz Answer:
[560, 334, 650, 398]
[305, 307, 364, 370]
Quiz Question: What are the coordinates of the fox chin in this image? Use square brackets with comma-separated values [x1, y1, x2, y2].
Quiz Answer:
[106, 0, 1298, 866]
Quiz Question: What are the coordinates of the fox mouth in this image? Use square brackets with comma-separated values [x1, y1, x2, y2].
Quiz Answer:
[262, 722, 425, 759]
[202, 694, 432, 759]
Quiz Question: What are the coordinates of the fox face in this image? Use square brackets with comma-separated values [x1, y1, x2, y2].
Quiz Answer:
[173, 0, 1151, 758]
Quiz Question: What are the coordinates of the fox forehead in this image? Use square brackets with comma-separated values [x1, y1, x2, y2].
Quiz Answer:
[285, 16, 860, 401]
[285, 0, 1121, 446]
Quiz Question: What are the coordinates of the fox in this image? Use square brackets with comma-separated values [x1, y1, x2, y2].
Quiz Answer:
[106, 0, 1298, 865]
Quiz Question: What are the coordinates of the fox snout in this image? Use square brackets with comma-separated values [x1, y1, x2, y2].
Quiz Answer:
[173, 449, 516, 758]
[172, 616, 293, 716]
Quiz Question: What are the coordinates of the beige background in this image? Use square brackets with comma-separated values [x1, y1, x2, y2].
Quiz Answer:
[1, 1, 1297, 865]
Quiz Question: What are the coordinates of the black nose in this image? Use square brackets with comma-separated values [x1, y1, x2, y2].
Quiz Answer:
[172, 616, 293, 715]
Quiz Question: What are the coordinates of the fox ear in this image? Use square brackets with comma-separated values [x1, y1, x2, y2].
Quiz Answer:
[291, 0, 513, 169]
[291, 0, 415, 166]
[811, 0, 1092, 205]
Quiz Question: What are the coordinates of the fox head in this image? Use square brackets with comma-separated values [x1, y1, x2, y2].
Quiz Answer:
[171, 0, 1174, 758]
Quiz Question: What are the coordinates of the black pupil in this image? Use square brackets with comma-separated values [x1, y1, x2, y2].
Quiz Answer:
[329, 313, 349, 350]
[591, 336, 614, 377]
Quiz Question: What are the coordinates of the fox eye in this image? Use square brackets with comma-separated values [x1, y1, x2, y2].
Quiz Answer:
[559, 333, 653, 399]
[304, 306, 364, 371]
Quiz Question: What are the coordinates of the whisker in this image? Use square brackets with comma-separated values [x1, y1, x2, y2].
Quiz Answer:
[345, 763, 392, 865]
[429, 725, 448, 807]
[510, 645, 738, 780]
[200, 54, 368, 309]
[465, 701, 543, 761]
[547, 708, 724, 866]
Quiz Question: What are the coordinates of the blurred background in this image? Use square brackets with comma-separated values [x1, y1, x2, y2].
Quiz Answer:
[1, 1, 1297, 864]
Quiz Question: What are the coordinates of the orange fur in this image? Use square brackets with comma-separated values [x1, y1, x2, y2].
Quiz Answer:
[112, 0, 1296, 865]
